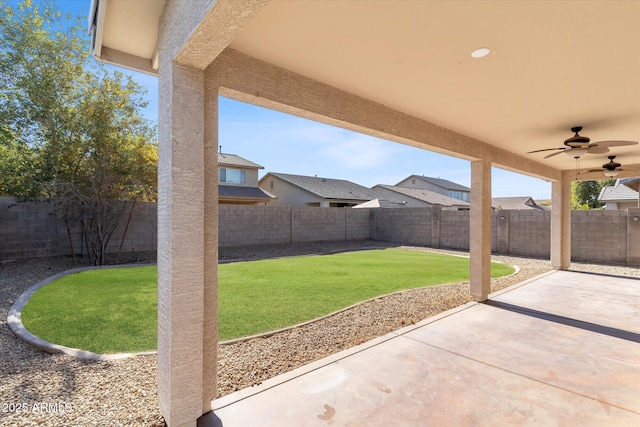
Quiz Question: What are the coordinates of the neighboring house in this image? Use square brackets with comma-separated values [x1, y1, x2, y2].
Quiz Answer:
[372, 184, 470, 210]
[492, 197, 547, 210]
[218, 153, 274, 205]
[598, 179, 639, 210]
[621, 177, 640, 193]
[259, 172, 403, 207]
[396, 175, 471, 202]
[352, 199, 408, 209]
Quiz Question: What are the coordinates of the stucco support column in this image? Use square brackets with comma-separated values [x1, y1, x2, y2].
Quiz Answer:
[470, 160, 492, 302]
[158, 61, 218, 427]
[551, 175, 571, 269]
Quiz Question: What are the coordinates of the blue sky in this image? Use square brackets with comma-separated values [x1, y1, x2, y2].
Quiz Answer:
[35, 0, 551, 199]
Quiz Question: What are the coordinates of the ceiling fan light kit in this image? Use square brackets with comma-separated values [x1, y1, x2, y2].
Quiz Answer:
[564, 148, 587, 158]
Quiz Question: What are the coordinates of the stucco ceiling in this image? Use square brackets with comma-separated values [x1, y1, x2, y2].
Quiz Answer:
[92, 0, 640, 176]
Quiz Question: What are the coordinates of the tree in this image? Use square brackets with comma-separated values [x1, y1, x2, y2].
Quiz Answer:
[571, 179, 616, 210]
[0, 0, 157, 264]
[0, 125, 41, 196]
[51, 70, 158, 264]
[0, 0, 86, 196]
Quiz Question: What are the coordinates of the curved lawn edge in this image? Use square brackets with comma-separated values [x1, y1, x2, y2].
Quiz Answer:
[8, 250, 519, 360]
[7, 263, 157, 361]
[219, 259, 520, 346]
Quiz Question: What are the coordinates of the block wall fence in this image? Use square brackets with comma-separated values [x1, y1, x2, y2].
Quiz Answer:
[1, 197, 639, 266]
[0, 197, 157, 260]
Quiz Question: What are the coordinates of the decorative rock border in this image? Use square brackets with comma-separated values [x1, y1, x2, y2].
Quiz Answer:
[221, 262, 521, 346]
[7, 249, 519, 360]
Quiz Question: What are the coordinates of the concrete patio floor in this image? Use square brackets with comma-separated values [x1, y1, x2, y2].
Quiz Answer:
[204, 270, 640, 426]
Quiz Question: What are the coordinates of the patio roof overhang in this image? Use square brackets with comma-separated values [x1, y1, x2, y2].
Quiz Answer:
[89, 1, 640, 426]
[91, 0, 640, 177]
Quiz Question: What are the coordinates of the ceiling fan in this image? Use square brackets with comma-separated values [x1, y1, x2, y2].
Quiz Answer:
[527, 126, 638, 159]
[586, 155, 626, 178]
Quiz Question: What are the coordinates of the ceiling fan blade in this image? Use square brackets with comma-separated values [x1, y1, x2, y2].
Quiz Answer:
[586, 169, 604, 173]
[527, 147, 565, 154]
[594, 140, 639, 147]
[587, 145, 609, 154]
[543, 150, 569, 159]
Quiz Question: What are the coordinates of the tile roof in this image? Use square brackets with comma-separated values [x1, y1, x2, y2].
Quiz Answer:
[620, 177, 640, 192]
[219, 185, 274, 200]
[352, 198, 408, 208]
[264, 172, 385, 201]
[492, 197, 546, 210]
[399, 175, 470, 192]
[374, 185, 470, 207]
[598, 182, 639, 202]
[218, 153, 264, 169]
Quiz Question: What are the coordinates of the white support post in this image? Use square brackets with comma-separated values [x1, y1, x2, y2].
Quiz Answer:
[470, 160, 492, 302]
[551, 176, 571, 270]
[202, 73, 219, 413]
[157, 61, 218, 427]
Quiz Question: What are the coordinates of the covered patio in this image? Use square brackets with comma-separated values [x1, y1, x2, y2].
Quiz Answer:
[206, 270, 640, 426]
[90, 1, 640, 425]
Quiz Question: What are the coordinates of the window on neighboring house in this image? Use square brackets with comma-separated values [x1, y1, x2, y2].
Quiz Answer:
[448, 190, 470, 202]
[270, 180, 274, 190]
[219, 168, 246, 184]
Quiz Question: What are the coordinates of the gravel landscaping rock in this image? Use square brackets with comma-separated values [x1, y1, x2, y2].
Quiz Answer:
[1, 242, 637, 426]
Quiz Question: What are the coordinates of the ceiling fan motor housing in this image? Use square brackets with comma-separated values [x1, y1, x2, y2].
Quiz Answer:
[564, 126, 591, 147]
[604, 156, 621, 170]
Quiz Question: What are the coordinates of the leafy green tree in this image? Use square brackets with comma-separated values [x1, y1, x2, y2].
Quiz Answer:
[0, 125, 41, 196]
[0, 0, 157, 264]
[571, 179, 616, 210]
[0, 0, 87, 196]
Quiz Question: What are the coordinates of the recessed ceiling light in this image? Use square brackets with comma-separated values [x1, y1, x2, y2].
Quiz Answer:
[471, 47, 491, 58]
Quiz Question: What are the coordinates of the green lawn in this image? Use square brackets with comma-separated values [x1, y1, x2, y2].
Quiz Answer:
[21, 249, 513, 353]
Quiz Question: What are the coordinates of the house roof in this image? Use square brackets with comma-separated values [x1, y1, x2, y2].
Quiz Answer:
[218, 153, 264, 169]
[598, 182, 639, 203]
[263, 172, 383, 202]
[399, 175, 470, 193]
[218, 185, 274, 200]
[620, 178, 640, 192]
[374, 185, 470, 208]
[352, 199, 408, 209]
[492, 197, 546, 210]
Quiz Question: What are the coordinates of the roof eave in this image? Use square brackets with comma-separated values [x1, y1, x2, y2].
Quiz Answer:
[220, 197, 271, 203]
[89, 0, 159, 76]
[219, 163, 264, 170]
[96, 47, 159, 76]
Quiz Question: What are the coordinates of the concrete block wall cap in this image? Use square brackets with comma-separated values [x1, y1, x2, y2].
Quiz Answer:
[7, 262, 158, 361]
